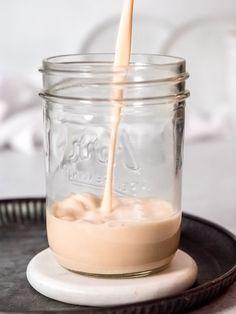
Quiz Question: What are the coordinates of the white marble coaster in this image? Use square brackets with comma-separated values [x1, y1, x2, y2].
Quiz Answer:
[26, 249, 198, 307]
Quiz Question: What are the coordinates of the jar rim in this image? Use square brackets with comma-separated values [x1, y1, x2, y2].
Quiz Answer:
[40, 53, 186, 74]
[40, 54, 189, 104]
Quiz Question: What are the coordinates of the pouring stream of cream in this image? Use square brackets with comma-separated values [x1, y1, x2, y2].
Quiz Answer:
[100, 0, 135, 215]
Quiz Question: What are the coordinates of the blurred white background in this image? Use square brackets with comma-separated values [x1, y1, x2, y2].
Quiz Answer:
[0, 0, 236, 152]
[0, 0, 235, 81]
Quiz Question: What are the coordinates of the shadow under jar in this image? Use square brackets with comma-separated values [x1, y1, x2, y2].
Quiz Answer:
[40, 54, 189, 278]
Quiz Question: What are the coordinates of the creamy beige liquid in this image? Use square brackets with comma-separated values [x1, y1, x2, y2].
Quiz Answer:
[47, 0, 181, 275]
[101, 0, 134, 214]
[47, 194, 181, 275]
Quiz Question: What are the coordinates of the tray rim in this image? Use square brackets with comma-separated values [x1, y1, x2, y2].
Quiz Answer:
[0, 197, 236, 313]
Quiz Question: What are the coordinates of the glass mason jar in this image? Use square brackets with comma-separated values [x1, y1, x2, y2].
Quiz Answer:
[40, 54, 189, 277]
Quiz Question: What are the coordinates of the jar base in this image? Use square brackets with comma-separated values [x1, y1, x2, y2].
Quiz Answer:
[65, 264, 170, 278]
[53, 251, 175, 278]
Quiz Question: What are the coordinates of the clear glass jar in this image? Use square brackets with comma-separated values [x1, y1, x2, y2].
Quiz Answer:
[40, 54, 189, 277]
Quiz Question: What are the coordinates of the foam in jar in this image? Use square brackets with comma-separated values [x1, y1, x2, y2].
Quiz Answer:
[47, 193, 181, 275]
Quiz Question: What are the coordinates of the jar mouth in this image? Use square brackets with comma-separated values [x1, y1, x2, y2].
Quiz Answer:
[41, 53, 186, 74]
[40, 54, 189, 104]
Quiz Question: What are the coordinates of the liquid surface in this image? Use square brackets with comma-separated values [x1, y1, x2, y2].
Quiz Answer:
[47, 193, 181, 275]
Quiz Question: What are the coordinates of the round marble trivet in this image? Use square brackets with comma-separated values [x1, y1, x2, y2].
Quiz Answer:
[26, 249, 198, 307]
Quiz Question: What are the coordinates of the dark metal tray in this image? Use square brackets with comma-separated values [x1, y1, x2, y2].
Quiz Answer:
[0, 198, 235, 314]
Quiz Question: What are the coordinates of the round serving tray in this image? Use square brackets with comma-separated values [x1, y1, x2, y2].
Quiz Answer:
[0, 198, 235, 314]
